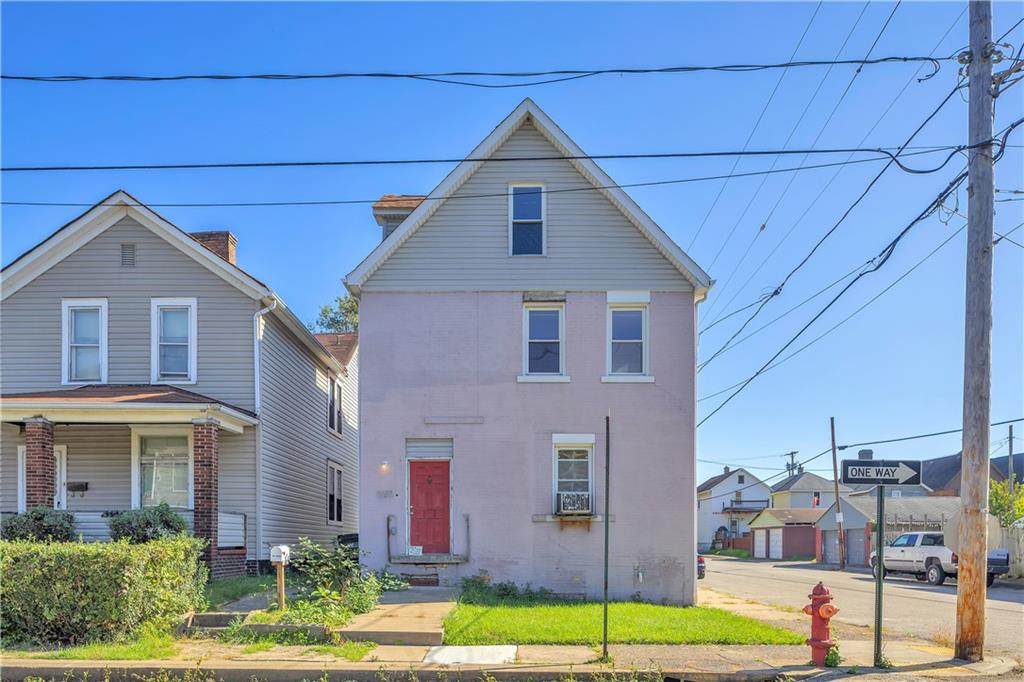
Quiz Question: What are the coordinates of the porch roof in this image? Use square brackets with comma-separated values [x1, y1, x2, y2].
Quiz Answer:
[0, 384, 257, 433]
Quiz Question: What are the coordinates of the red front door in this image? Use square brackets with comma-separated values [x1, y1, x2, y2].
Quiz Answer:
[409, 460, 450, 554]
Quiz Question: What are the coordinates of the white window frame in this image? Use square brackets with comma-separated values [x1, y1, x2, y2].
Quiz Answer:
[150, 297, 198, 384]
[327, 459, 344, 526]
[604, 298, 652, 382]
[16, 444, 68, 512]
[508, 183, 546, 257]
[130, 426, 194, 509]
[327, 375, 343, 437]
[551, 433, 596, 516]
[61, 298, 108, 385]
[518, 303, 568, 382]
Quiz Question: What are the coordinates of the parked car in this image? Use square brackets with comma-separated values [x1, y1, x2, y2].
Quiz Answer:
[697, 555, 706, 579]
[870, 532, 1009, 587]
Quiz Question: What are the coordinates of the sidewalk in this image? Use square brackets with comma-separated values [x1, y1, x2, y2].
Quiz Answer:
[2, 642, 1018, 681]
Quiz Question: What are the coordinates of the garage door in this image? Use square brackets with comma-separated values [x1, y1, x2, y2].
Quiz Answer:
[754, 529, 767, 558]
[823, 530, 840, 564]
[847, 529, 866, 566]
[769, 529, 783, 559]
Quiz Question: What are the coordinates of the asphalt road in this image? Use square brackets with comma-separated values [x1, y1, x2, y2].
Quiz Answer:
[701, 557, 1024, 658]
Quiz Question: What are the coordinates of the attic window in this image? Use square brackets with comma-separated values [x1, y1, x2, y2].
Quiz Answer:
[509, 184, 544, 256]
[120, 244, 137, 267]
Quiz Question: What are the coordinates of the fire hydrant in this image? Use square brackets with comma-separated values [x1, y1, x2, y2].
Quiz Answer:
[803, 581, 839, 666]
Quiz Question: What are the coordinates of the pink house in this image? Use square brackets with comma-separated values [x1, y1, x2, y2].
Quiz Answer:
[346, 99, 712, 604]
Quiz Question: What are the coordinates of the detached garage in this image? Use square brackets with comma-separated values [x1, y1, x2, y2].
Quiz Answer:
[748, 508, 824, 560]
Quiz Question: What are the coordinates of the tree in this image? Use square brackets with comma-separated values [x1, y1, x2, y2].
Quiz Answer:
[989, 479, 1024, 527]
[309, 294, 358, 332]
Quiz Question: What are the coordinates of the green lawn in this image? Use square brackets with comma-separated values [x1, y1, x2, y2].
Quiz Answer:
[204, 575, 276, 610]
[11, 626, 177, 660]
[308, 641, 377, 661]
[443, 601, 803, 646]
[703, 548, 751, 558]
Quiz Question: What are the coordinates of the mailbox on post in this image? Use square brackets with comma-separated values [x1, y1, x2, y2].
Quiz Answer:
[270, 544, 290, 609]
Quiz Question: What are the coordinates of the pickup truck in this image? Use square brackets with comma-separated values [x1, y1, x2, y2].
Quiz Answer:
[870, 531, 1010, 587]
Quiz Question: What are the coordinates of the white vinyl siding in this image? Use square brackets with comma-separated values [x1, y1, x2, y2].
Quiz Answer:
[260, 315, 358, 557]
[61, 299, 108, 384]
[327, 460, 344, 525]
[363, 123, 694, 292]
[0, 217, 257, 410]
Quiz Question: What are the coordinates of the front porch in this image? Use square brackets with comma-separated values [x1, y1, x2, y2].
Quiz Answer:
[0, 384, 258, 577]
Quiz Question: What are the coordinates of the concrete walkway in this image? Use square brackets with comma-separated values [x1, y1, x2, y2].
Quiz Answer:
[336, 586, 456, 646]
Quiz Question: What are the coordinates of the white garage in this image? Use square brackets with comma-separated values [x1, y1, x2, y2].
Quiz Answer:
[769, 529, 783, 559]
[754, 529, 767, 558]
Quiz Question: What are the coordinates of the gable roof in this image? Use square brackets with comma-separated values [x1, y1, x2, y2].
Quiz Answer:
[921, 451, 1006, 493]
[697, 467, 762, 493]
[772, 470, 850, 493]
[345, 98, 712, 297]
[1, 190, 343, 374]
[315, 332, 358, 366]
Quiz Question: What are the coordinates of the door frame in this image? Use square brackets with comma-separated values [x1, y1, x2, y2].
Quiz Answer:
[405, 457, 453, 555]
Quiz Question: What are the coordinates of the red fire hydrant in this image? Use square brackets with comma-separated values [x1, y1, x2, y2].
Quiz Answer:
[803, 581, 839, 666]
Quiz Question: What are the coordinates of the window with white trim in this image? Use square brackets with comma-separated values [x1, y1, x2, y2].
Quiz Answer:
[61, 299, 108, 384]
[509, 184, 544, 255]
[327, 460, 344, 524]
[608, 305, 648, 375]
[554, 445, 593, 515]
[151, 298, 197, 383]
[523, 305, 564, 375]
[328, 376, 343, 434]
[139, 435, 190, 508]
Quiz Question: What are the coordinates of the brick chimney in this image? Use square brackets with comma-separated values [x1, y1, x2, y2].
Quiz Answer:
[192, 231, 238, 265]
[723, 466, 730, 474]
[858, 449, 874, 460]
[372, 195, 425, 241]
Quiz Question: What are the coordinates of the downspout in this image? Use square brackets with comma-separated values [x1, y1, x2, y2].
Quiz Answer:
[253, 298, 277, 570]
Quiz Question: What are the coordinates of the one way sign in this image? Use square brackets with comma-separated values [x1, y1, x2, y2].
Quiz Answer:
[841, 459, 922, 486]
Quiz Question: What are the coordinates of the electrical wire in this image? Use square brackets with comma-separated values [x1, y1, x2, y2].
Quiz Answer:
[704, 7, 967, 328]
[0, 55, 950, 88]
[2, 143, 970, 174]
[0, 146, 964, 209]
[685, 1, 823, 251]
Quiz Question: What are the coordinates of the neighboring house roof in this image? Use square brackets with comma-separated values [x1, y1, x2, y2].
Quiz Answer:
[372, 195, 426, 210]
[771, 470, 851, 493]
[345, 98, 712, 297]
[921, 451, 1006, 493]
[697, 467, 764, 493]
[993, 453, 1024, 482]
[847, 481, 934, 495]
[749, 508, 825, 528]
[315, 332, 358, 366]
[0, 190, 344, 375]
[0, 384, 257, 418]
[839, 494, 964, 524]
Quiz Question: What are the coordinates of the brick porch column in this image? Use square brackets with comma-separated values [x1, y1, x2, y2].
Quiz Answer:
[192, 418, 219, 564]
[24, 416, 55, 508]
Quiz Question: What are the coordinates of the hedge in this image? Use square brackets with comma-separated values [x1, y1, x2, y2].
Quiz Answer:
[0, 535, 207, 644]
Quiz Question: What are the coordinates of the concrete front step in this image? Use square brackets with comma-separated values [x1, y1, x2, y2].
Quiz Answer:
[336, 626, 442, 646]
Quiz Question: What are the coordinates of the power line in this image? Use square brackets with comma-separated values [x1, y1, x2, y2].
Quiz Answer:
[0, 146, 966, 209]
[704, 7, 967, 329]
[2, 143, 968, 174]
[697, 78, 969, 373]
[685, 1, 824, 251]
[697, 218, 1023, 404]
[703, 1, 903, 319]
[0, 55, 950, 88]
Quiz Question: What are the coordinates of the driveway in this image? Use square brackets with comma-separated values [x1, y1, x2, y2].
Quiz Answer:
[701, 557, 1023, 658]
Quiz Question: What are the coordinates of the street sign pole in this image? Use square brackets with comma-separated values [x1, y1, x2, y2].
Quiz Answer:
[874, 485, 885, 667]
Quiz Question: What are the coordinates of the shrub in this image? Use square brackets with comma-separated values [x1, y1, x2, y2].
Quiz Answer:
[289, 536, 361, 593]
[107, 503, 188, 543]
[0, 507, 75, 542]
[0, 535, 207, 644]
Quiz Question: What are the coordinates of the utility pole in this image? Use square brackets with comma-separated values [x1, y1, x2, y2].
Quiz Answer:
[956, 0, 995, 663]
[782, 451, 798, 477]
[830, 417, 846, 570]
[1009, 424, 1015, 493]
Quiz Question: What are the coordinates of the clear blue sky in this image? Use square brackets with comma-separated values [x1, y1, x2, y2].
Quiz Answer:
[3, 2, 1021, 487]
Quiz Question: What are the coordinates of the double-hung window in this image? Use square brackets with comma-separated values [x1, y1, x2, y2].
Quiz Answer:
[509, 184, 545, 256]
[553, 436, 594, 515]
[61, 299, 108, 384]
[328, 376, 343, 435]
[151, 298, 197, 383]
[327, 460, 344, 525]
[138, 434, 191, 509]
[521, 305, 565, 379]
[607, 306, 648, 376]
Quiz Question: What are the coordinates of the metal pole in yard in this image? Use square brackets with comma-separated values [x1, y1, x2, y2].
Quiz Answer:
[874, 485, 885, 667]
[602, 412, 611, 660]
[830, 417, 846, 570]
[1009, 424, 1015, 493]
[956, 0, 995, 662]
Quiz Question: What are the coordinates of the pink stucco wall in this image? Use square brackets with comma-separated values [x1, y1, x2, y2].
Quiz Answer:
[359, 290, 698, 604]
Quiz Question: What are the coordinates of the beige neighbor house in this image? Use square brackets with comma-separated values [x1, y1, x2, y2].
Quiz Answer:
[0, 191, 358, 576]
